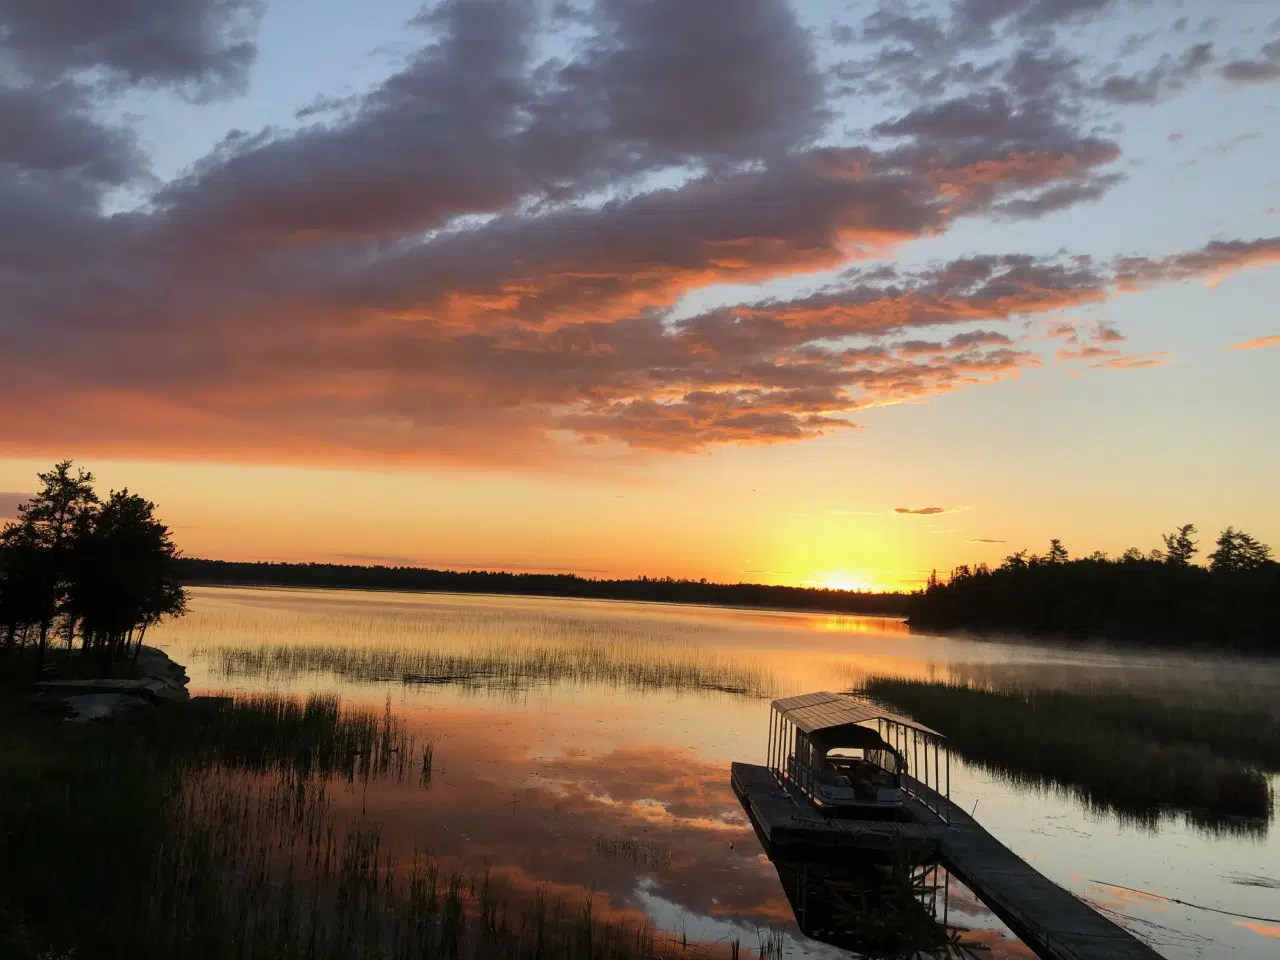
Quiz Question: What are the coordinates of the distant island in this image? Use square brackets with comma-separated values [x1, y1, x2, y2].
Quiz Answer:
[174, 558, 914, 616]
[911, 525, 1278, 652]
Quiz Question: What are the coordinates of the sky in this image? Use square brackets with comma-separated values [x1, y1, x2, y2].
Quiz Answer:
[0, 0, 1277, 591]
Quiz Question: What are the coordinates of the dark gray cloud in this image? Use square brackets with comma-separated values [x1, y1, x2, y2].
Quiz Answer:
[1095, 42, 1213, 104]
[571, 0, 826, 159]
[0, 82, 143, 186]
[0, 0, 263, 94]
[1220, 39, 1280, 84]
[895, 506, 949, 515]
[158, 0, 826, 251]
[875, 88, 1072, 143]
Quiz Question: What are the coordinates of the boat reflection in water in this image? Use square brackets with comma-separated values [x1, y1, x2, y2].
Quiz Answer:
[771, 855, 987, 959]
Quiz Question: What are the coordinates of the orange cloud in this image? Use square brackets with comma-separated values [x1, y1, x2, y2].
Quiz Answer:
[1228, 334, 1280, 351]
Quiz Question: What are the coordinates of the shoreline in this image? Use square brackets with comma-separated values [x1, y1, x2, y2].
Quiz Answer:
[180, 576, 914, 619]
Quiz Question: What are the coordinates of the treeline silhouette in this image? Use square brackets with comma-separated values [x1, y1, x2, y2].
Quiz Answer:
[911, 525, 1279, 650]
[1, 462, 187, 673]
[175, 558, 913, 616]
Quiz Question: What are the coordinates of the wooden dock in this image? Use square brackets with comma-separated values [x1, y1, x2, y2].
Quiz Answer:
[731, 762, 1161, 960]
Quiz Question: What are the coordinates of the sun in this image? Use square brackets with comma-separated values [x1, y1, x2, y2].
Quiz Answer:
[804, 570, 882, 593]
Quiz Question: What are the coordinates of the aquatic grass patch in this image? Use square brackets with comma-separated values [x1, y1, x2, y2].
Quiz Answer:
[200, 637, 775, 699]
[862, 679, 1277, 829]
[136, 692, 427, 783]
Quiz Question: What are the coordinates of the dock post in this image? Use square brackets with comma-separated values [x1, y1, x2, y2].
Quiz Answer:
[934, 738, 940, 814]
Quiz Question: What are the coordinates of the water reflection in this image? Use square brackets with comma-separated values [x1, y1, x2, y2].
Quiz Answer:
[151, 587, 1280, 960]
[772, 859, 1027, 959]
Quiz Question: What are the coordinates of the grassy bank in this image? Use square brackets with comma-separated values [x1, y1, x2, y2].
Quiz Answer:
[0, 686, 737, 960]
[863, 679, 1279, 830]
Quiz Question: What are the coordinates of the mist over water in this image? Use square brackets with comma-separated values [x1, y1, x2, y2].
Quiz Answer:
[153, 586, 1280, 960]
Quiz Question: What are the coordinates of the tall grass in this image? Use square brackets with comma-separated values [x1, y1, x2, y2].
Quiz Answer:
[863, 678, 1277, 829]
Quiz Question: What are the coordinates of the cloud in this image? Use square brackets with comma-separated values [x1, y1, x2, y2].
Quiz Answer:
[0, 492, 33, 519]
[0, 82, 144, 188]
[968, 537, 1006, 543]
[1220, 40, 1280, 84]
[1227, 334, 1280, 351]
[157, 0, 828, 249]
[895, 506, 950, 516]
[1088, 351, 1170, 370]
[1113, 237, 1280, 288]
[0, 0, 264, 95]
[1095, 43, 1213, 104]
[0, 1, 1275, 465]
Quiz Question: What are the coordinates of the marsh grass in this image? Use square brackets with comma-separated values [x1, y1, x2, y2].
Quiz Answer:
[1, 691, 758, 960]
[201, 639, 773, 699]
[592, 835, 672, 869]
[143, 693, 423, 783]
[863, 678, 1278, 829]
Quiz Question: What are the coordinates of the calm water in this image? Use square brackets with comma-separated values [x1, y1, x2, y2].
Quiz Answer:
[152, 586, 1280, 959]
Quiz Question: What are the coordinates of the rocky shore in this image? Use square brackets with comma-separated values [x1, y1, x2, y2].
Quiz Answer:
[32, 646, 190, 722]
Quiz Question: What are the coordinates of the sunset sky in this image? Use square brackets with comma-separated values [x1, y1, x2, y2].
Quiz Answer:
[1, 0, 1277, 590]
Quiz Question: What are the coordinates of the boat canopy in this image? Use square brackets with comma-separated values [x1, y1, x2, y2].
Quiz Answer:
[770, 692, 944, 740]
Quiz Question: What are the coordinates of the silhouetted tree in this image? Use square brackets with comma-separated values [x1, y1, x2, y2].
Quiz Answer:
[0, 462, 98, 669]
[1208, 527, 1273, 572]
[67, 490, 188, 667]
[1119, 547, 1146, 563]
[1045, 539, 1069, 564]
[1161, 524, 1198, 566]
[1, 464, 189, 675]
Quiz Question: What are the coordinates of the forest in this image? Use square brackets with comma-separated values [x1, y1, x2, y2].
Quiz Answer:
[910, 525, 1279, 650]
[175, 558, 913, 616]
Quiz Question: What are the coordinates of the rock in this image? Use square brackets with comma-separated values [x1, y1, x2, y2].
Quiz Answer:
[63, 693, 152, 723]
[31, 646, 190, 721]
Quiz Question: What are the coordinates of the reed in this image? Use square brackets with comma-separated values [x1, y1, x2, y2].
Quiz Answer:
[863, 678, 1277, 829]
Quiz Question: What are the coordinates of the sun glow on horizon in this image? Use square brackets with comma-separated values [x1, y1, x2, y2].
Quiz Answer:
[802, 570, 906, 594]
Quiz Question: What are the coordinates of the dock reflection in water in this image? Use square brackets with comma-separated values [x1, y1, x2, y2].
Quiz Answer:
[773, 858, 988, 959]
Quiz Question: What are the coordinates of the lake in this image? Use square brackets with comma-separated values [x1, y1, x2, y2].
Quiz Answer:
[151, 586, 1280, 959]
